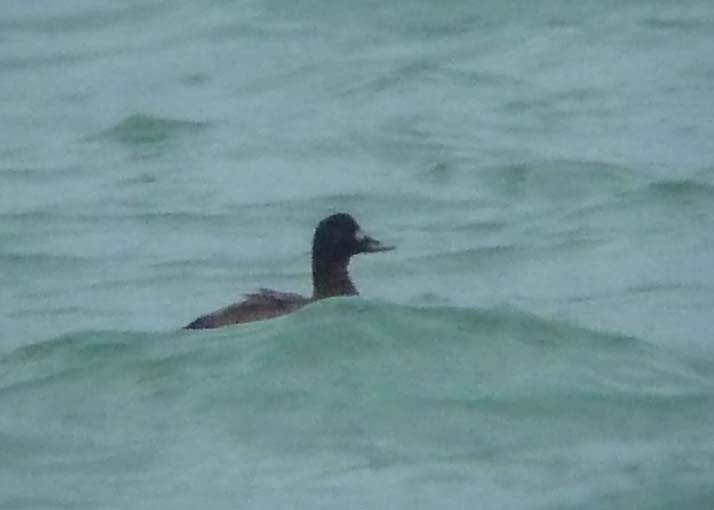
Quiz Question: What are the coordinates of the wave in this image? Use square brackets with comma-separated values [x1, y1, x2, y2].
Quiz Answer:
[563, 176, 714, 226]
[5, 300, 708, 391]
[635, 178, 714, 203]
[90, 114, 210, 147]
[642, 16, 714, 33]
[0, 252, 99, 272]
[2, 300, 711, 456]
[475, 159, 639, 202]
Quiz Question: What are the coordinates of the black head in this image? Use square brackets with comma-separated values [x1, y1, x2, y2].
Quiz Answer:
[312, 213, 394, 265]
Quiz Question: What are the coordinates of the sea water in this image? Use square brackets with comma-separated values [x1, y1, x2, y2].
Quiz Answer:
[1, 1, 714, 508]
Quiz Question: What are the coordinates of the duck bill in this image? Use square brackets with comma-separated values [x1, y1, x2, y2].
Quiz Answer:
[361, 235, 395, 253]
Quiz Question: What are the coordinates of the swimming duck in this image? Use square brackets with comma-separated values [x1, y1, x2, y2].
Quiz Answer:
[184, 213, 394, 329]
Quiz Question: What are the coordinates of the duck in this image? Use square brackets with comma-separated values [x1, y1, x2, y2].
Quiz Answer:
[184, 213, 394, 329]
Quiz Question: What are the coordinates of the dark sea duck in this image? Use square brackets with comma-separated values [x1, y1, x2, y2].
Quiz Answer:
[184, 213, 394, 329]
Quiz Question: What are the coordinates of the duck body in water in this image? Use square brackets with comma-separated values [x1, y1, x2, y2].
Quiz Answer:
[184, 213, 394, 329]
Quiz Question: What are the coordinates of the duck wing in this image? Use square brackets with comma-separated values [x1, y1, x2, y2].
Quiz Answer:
[184, 288, 311, 329]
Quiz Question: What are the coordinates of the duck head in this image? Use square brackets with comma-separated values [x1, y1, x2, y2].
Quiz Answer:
[311, 213, 394, 299]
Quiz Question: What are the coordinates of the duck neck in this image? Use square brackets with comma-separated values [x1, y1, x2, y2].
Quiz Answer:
[312, 258, 358, 299]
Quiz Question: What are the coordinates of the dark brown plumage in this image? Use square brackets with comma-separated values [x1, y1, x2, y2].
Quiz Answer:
[184, 213, 393, 329]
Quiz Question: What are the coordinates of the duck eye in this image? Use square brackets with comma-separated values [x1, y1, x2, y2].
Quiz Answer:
[354, 228, 366, 242]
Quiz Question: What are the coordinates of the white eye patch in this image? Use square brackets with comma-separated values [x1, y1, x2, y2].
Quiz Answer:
[354, 228, 366, 242]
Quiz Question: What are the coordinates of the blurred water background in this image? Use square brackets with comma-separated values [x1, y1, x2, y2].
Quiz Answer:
[1, 1, 713, 508]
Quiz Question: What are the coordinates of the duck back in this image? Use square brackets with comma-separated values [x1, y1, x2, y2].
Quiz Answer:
[184, 289, 310, 329]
